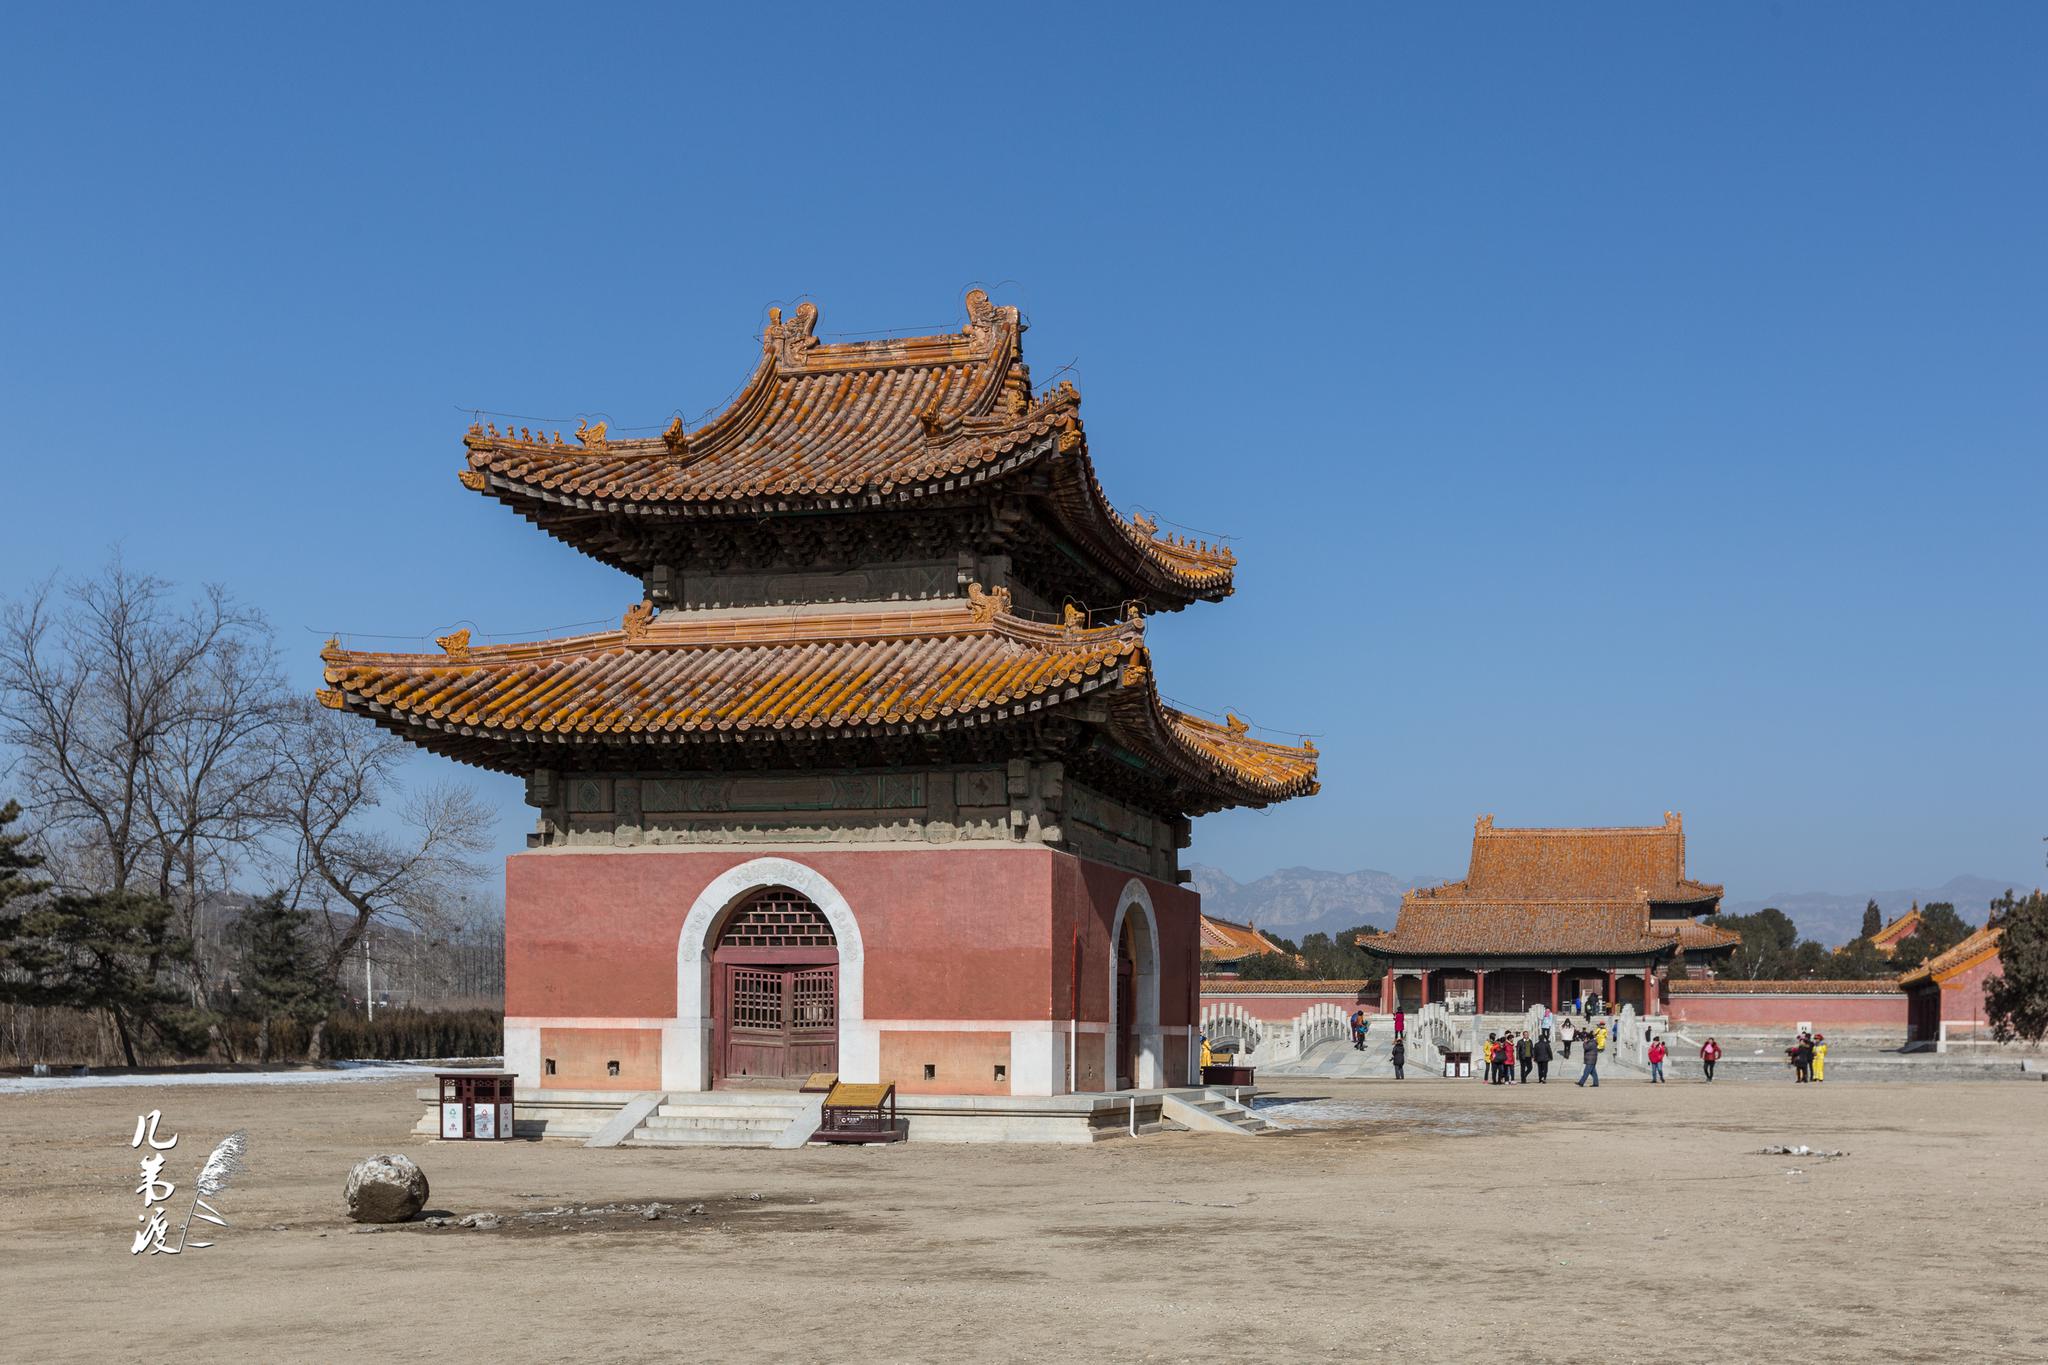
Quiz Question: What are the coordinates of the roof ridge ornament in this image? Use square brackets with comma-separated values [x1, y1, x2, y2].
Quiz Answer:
[965, 582, 1011, 624]
[315, 688, 345, 710]
[320, 636, 344, 663]
[1225, 713, 1249, 736]
[458, 469, 487, 491]
[765, 301, 821, 368]
[574, 420, 608, 450]
[622, 599, 656, 640]
[1061, 603, 1085, 634]
[436, 628, 472, 659]
[662, 416, 690, 455]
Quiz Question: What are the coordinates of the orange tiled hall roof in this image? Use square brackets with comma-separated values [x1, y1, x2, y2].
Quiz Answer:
[316, 593, 1318, 814]
[1351, 813, 1732, 961]
[1442, 812, 1724, 908]
[456, 290, 1235, 608]
[1897, 925, 2002, 989]
[1200, 914, 1286, 962]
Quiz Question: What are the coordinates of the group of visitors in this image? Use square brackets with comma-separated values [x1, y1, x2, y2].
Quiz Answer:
[1785, 1031, 1828, 1082]
[1481, 1029, 1554, 1083]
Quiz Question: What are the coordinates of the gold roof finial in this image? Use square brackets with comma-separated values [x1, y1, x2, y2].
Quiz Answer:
[315, 688, 345, 710]
[663, 416, 690, 455]
[319, 636, 343, 662]
[622, 599, 656, 640]
[458, 469, 486, 491]
[1225, 713, 1249, 736]
[574, 420, 609, 450]
[966, 582, 1011, 624]
[435, 628, 471, 658]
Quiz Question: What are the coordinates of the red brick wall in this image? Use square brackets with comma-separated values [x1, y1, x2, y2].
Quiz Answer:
[505, 845, 1196, 1028]
[538, 1027, 661, 1090]
[1664, 993, 1908, 1029]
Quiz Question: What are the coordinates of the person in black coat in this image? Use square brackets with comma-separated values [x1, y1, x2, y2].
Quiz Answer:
[1516, 1033, 1534, 1083]
[1390, 1037, 1406, 1080]
[1532, 1032, 1553, 1083]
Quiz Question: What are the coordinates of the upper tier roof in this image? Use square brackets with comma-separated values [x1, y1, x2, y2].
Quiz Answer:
[1450, 812, 1723, 907]
[458, 290, 1235, 609]
[316, 592, 1316, 817]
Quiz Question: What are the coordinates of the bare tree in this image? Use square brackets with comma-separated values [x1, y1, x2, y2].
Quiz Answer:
[0, 557, 286, 1057]
[269, 698, 491, 1058]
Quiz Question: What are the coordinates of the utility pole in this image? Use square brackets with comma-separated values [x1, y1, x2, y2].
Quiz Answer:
[365, 937, 374, 1021]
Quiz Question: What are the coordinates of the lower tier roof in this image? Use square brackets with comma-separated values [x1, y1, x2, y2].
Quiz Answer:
[317, 594, 1317, 817]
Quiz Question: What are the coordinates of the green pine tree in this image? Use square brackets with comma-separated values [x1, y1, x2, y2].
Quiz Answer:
[0, 801, 50, 989]
[1983, 890, 2048, 1043]
[1860, 899, 1883, 940]
[18, 888, 196, 1067]
[231, 891, 332, 1063]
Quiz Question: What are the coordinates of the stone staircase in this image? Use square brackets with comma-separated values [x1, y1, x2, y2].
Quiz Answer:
[626, 1091, 820, 1148]
[1160, 1088, 1280, 1135]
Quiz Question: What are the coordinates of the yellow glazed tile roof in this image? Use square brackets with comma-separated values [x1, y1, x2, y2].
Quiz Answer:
[318, 595, 1317, 808]
[458, 290, 1234, 602]
[1896, 924, 2002, 988]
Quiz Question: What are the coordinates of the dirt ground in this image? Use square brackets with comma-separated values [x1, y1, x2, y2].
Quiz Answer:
[4, 1074, 2043, 1364]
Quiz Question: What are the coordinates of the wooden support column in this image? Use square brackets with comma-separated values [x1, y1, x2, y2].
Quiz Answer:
[1418, 970, 1429, 1007]
[1605, 968, 1616, 1005]
[1474, 969, 1486, 1015]
[1549, 969, 1560, 1012]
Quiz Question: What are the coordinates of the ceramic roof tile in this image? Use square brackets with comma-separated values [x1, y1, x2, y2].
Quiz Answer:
[458, 291, 1235, 601]
[318, 596, 1316, 809]
[1896, 924, 2002, 988]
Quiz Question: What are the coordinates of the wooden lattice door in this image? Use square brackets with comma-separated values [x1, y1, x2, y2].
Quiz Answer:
[712, 889, 839, 1082]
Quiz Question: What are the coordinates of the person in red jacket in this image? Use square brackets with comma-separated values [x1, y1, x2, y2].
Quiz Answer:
[1647, 1035, 1668, 1083]
[1699, 1036, 1722, 1082]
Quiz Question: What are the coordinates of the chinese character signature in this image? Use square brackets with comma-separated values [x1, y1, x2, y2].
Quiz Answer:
[129, 1110, 249, 1256]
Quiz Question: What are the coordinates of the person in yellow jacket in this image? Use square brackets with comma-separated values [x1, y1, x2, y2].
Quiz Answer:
[1812, 1034, 1827, 1082]
[1594, 1022, 1609, 1055]
[1200, 1034, 1214, 1069]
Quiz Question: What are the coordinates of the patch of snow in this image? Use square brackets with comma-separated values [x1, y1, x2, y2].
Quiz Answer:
[0, 1061, 442, 1094]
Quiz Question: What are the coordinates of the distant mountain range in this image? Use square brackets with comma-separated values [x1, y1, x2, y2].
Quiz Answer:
[1188, 865, 2034, 950]
[1186, 865, 1433, 943]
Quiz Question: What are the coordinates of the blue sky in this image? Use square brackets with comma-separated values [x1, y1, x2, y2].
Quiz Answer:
[3, 5, 2043, 903]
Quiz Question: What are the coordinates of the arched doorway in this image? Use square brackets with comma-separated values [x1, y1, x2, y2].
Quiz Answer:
[1115, 918, 1137, 1089]
[1107, 880, 1161, 1091]
[710, 887, 839, 1083]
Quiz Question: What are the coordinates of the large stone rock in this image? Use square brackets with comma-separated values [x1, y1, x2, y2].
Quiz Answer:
[345, 1153, 429, 1224]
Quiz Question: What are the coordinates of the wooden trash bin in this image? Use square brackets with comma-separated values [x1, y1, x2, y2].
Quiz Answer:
[1441, 1050, 1472, 1079]
[437, 1070, 516, 1140]
[1201, 1063, 1256, 1087]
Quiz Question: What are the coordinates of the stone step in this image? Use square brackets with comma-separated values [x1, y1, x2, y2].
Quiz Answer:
[627, 1123, 781, 1148]
[654, 1102, 808, 1120]
[640, 1114, 790, 1132]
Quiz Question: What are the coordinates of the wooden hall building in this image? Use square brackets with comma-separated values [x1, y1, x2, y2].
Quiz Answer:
[318, 291, 1317, 1101]
[1357, 813, 1738, 1016]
